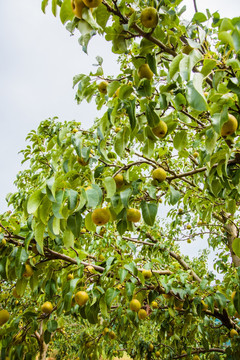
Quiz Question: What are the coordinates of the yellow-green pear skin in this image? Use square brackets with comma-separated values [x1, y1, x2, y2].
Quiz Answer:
[71, 0, 86, 19]
[152, 168, 167, 182]
[92, 208, 110, 226]
[82, 0, 102, 8]
[138, 64, 153, 80]
[98, 81, 108, 94]
[152, 120, 168, 138]
[127, 208, 141, 222]
[140, 7, 158, 28]
[221, 114, 238, 136]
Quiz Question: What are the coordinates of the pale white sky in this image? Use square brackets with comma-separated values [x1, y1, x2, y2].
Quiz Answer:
[0, 0, 239, 213]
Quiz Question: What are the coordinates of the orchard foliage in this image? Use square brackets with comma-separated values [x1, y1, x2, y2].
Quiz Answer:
[1, 0, 240, 359]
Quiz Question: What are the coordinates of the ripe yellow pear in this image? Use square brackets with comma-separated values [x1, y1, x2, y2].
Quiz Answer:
[0, 310, 10, 326]
[82, 0, 102, 8]
[152, 120, 168, 138]
[151, 301, 158, 309]
[230, 328, 238, 338]
[41, 301, 53, 314]
[193, 355, 200, 360]
[71, 0, 86, 19]
[75, 291, 89, 306]
[1, 238, 6, 246]
[142, 269, 152, 279]
[127, 208, 141, 222]
[103, 327, 109, 335]
[98, 81, 108, 94]
[155, 351, 160, 358]
[149, 343, 154, 351]
[130, 299, 141, 312]
[138, 309, 147, 320]
[186, 224, 192, 229]
[114, 173, 124, 188]
[221, 114, 238, 136]
[67, 273, 74, 280]
[152, 168, 167, 182]
[85, 265, 94, 273]
[109, 330, 116, 339]
[138, 64, 153, 80]
[193, 151, 199, 158]
[92, 208, 110, 225]
[140, 7, 158, 28]
[23, 264, 33, 278]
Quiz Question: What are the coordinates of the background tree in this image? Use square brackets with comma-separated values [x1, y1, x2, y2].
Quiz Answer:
[1, 0, 240, 359]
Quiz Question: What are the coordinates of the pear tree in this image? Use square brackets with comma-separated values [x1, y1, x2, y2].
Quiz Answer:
[1, 0, 240, 359]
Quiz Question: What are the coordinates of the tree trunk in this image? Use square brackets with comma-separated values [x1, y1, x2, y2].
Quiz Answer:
[39, 341, 48, 360]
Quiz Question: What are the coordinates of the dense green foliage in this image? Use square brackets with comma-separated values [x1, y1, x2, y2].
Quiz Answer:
[1, 0, 240, 359]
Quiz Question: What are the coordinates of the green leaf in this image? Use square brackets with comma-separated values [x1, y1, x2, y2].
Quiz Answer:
[186, 74, 207, 111]
[173, 130, 188, 151]
[85, 212, 96, 232]
[105, 288, 120, 307]
[201, 59, 217, 77]
[226, 199, 236, 215]
[86, 186, 102, 208]
[86, 303, 100, 324]
[34, 222, 45, 253]
[39, 196, 52, 225]
[67, 189, 78, 210]
[140, 202, 158, 226]
[168, 54, 183, 79]
[232, 29, 240, 52]
[52, 0, 57, 16]
[27, 190, 45, 214]
[192, 12, 207, 23]
[125, 99, 136, 131]
[117, 220, 127, 235]
[95, 4, 110, 29]
[120, 188, 132, 207]
[67, 212, 82, 238]
[147, 53, 157, 75]
[146, 103, 160, 127]
[114, 127, 130, 157]
[124, 262, 138, 276]
[220, 18, 234, 31]
[205, 128, 218, 154]
[47, 320, 58, 333]
[118, 85, 134, 100]
[218, 31, 234, 48]
[232, 238, 240, 258]
[60, 0, 74, 24]
[63, 229, 74, 248]
[41, 0, 49, 13]
[179, 55, 191, 81]
[99, 296, 109, 318]
[233, 291, 240, 315]
[169, 186, 181, 205]
[103, 177, 116, 199]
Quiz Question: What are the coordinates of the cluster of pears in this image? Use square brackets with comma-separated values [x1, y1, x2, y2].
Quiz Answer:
[130, 299, 147, 320]
[71, 0, 102, 19]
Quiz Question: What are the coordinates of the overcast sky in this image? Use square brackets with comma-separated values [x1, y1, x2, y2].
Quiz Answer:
[0, 0, 239, 211]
